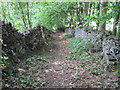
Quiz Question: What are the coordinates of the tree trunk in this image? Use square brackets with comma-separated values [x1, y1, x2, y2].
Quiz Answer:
[76, 2, 81, 26]
[102, 2, 108, 30]
[18, 2, 27, 29]
[96, 3, 100, 30]
[79, 3, 83, 25]
[84, 2, 89, 27]
[98, 0, 103, 31]
[85, 2, 89, 16]
[80, 3, 83, 14]
[113, 14, 120, 35]
[1, 4, 7, 21]
[98, 1, 107, 31]
[26, 2, 32, 28]
[89, 3, 93, 16]
[112, 2, 120, 35]
[8, 4, 15, 26]
[69, 10, 73, 28]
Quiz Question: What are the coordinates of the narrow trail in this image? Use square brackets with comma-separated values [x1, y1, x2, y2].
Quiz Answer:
[43, 32, 74, 88]
[41, 32, 118, 88]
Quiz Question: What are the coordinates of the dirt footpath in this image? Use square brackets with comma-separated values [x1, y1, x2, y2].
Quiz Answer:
[42, 32, 118, 88]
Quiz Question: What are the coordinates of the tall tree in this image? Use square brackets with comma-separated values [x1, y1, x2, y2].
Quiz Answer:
[112, 2, 120, 35]
[76, 2, 81, 26]
[1, 3, 7, 21]
[26, 2, 32, 28]
[18, 2, 27, 29]
[98, 1, 108, 31]
[84, 2, 89, 27]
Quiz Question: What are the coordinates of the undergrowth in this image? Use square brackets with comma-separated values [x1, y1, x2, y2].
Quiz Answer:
[2, 55, 48, 89]
[67, 37, 120, 86]
[2, 38, 55, 89]
[67, 38, 97, 60]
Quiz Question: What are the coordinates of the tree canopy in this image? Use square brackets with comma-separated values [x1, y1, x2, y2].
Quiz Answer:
[0, 2, 119, 36]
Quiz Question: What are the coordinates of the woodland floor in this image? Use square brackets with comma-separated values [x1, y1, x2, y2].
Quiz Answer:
[42, 32, 118, 88]
[15, 32, 118, 88]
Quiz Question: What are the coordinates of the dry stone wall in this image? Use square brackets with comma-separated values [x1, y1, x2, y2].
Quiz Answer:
[65, 28, 103, 40]
[2, 21, 49, 73]
[65, 28, 75, 37]
[65, 28, 120, 65]
[102, 36, 120, 64]
[65, 28, 103, 52]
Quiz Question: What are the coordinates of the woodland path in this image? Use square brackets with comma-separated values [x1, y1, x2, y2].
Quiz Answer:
[41, 32, 118, 88]
[43, 32, 75, 88]
[38, 33, 117, 88]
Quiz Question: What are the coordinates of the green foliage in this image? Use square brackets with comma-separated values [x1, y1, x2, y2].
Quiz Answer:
[116, 28, 120, 37]
[2, 38, 55, 88]
[67, 37, 120, 79]
[0, 54, 9, 69]
[37, 2, 69, 30]
[67, 37, 118, 88]
[2, 55, 48, 88]
[67, 38, 95, 60]
[0, 2, 119, 33]
[0, 2, 74, 31]
[115, 69, 120, 77]
[3, 72, 47, 88]
[114, 64, 120, 77]
[62, 33, 72, 37]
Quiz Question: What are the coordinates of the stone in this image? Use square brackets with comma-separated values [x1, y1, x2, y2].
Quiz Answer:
[65, 28, 75, 37]
[65, 27, 120, 65]
[1, 21, 50, 73]
[102, 36, 120, 65]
